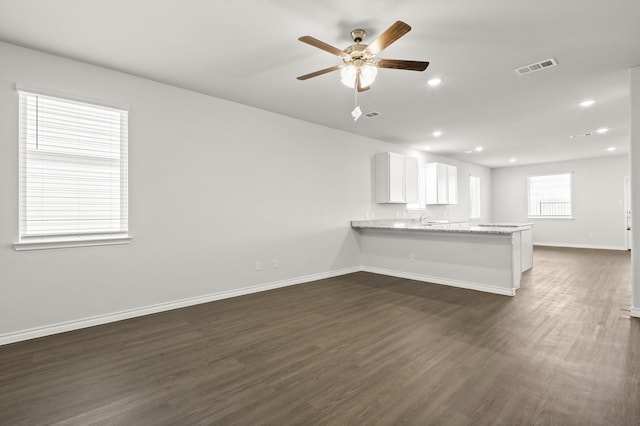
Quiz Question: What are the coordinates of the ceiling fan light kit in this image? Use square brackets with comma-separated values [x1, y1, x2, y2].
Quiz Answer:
[341, 63, 378, 89]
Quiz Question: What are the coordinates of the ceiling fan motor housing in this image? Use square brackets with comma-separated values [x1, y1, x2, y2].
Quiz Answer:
[343, 44, 371, 63]
[350, 28, 366, 43]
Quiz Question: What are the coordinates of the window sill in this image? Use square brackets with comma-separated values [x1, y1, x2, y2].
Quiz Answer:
[527, 216, 574, 220]
[14, 234, 132, 251]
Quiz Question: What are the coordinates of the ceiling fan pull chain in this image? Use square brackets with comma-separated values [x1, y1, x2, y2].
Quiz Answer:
[351, 84, 363, 121]
[354, 84, 358, 107]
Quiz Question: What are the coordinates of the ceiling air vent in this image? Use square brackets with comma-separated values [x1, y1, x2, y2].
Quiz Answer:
[570, 132, 592, 139]
[364, 111, 381, 118]
[515, 58, 558, 75]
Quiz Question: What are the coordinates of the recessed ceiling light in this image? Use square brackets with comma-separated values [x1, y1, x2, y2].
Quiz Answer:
[579, 99, 595, 107]
[509, 158, 517, 163]
[475, 146, 483, 152]
[432, 130, 442, 137]
[607, 146, 616, 152]
[596, 127, 609, 134]
[427, 78, 442, 87]
[465, 150, 474, 154]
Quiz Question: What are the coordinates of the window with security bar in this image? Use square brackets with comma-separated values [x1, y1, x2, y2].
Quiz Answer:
[16, 89, 129, 249]
[527, 173, 572, 218]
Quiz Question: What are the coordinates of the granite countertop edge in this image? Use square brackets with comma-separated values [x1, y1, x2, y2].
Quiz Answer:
[350, 220, 532, 235]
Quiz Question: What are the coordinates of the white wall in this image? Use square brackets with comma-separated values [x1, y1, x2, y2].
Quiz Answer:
[492, 156, 629, 250]
[0, 42, 491, 343]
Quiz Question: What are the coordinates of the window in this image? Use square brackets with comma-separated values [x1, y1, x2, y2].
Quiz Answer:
[15, 89, 129, 250]
[528, 173, 572, 218]
[470, 175, 481, 219]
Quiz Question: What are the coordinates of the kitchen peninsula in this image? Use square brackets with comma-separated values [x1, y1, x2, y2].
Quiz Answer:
[351, 220, 533, 296]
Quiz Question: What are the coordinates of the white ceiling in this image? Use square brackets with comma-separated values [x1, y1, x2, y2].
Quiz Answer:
[1, 0, 639, 168]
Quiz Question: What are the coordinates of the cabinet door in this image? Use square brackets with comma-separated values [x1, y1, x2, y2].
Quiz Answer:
[425, 163, 438, 205]
[375, 152, 406, 203]
[447, 165, 458, 205]
[436, 164, 449, 203]
[521, 228, 533, 271]
[388, 152, 405, 203]
[404, 156, 419, 203]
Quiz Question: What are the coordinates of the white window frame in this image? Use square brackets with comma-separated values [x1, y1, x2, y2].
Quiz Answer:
[470, 175, 481, 219]
[14, 87, 131, 250]
[527, 172, 573, 219]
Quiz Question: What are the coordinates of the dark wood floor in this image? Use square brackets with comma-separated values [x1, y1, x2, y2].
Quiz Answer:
[1, 247, 638, 425]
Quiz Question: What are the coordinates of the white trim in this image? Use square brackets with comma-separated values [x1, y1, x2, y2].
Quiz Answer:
[631, 307, 640, 318]
[533, 242, 628, 251]
[15, 83, 129, 111]
[624, 176, 632, 251]
[14, 235, 132, 251]
[0, 266, 360, 346]
[361, 266, 516, 297]
[527, 216, 574, 220]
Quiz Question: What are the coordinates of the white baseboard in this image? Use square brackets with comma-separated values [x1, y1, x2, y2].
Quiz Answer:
[631, 307, 640, 318]
[361, 266, 516, 297]
[534, 242, 628, 251]
[0, 266, 360, 346]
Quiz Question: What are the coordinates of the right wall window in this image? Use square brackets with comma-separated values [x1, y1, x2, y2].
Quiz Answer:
[528, 173, 573, 218]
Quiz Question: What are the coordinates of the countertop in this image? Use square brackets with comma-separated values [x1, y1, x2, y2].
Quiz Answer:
[350, 219, 532, 235]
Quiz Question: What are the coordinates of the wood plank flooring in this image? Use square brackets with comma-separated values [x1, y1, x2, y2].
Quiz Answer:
[1, 246, 638, 425]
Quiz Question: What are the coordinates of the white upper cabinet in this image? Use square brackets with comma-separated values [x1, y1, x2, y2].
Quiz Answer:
[426, 162, 458, 205]
[404, 156, 419, 203]
[375, 152, 420, 204]
[376, 152, 405, 203]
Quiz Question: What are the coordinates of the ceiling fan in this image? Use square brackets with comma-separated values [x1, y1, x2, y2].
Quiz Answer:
[297, 21, 429, 92]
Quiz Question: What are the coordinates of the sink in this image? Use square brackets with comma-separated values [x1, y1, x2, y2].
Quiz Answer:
[418, 219, 448, 225]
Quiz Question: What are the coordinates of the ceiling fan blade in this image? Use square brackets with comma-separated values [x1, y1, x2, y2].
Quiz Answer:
[298, 36, 349, 58]
[377, 59, 429, 71]
[297, 65, 342, 80]
[365, 21, 412, 56]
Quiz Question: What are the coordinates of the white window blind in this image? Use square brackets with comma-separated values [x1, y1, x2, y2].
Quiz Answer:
[17, 90, 129, 247]
[527, 173, 572, 217]
[470, 175, 481, 219]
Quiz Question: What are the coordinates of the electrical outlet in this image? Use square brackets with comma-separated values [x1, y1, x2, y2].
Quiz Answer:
[371, 212, 376, 219]
[395, 211, 400, 218]
[272, 259, 279, 269]
[365, 211, 370, 219]
[255, 261, 261, 271]
[409, 253, 415, 262]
